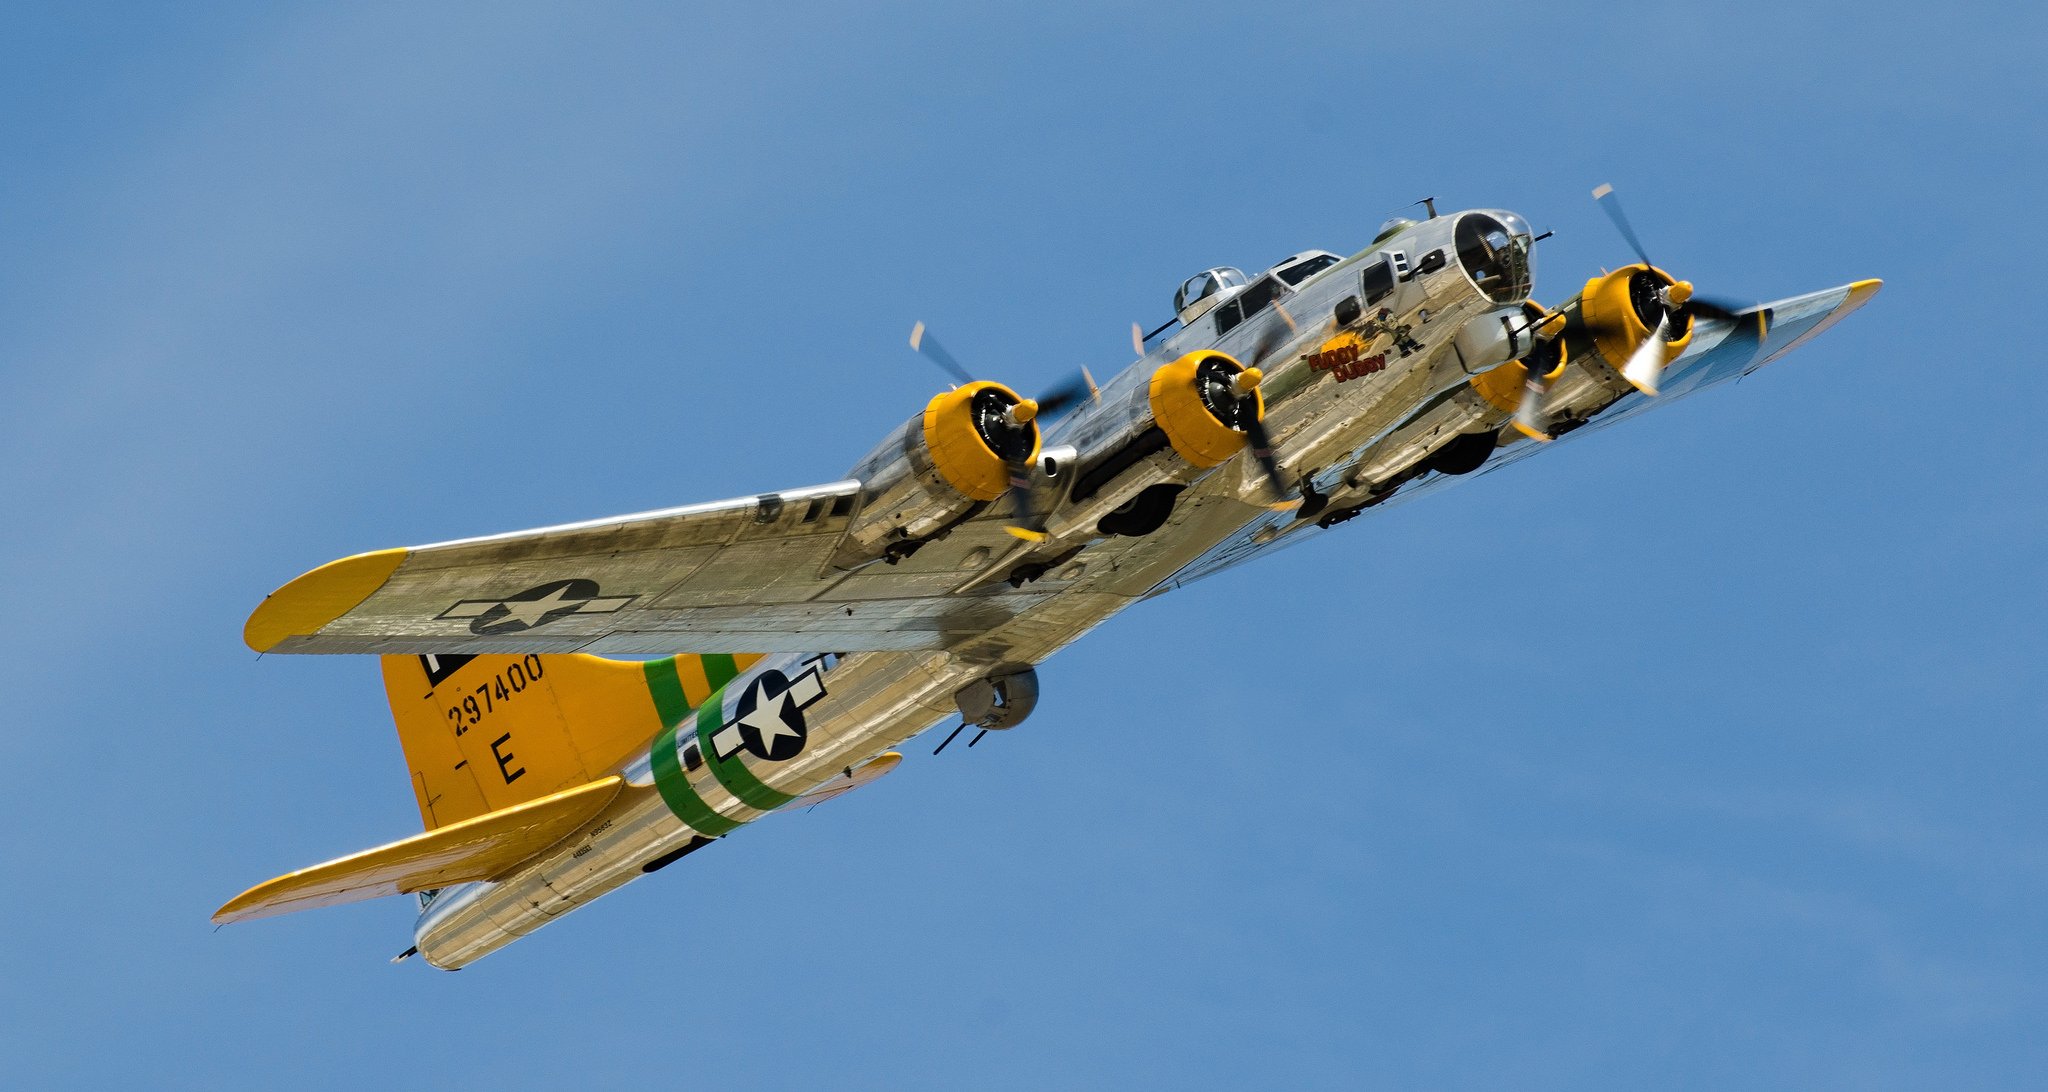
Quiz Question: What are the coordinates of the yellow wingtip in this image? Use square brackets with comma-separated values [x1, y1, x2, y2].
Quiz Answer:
[244, 547, 408, 652]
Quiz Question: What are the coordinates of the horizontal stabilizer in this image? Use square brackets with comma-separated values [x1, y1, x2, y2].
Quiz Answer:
[213, 776, 623, 924]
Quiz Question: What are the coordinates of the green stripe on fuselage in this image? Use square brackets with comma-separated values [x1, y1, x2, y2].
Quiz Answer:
[648, 720, 741, 837]
[644, 657, 747, 837]
[692, 697, 797, 813]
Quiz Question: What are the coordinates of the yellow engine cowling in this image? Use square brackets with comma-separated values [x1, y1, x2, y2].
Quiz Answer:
[1578, 264, 1694, 374]
[1148, 351, 1262, 468]
[921, 380, 1039, 501]
[838, 379, 1040, 562]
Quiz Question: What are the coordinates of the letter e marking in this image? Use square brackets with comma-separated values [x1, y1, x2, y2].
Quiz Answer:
[490, 733, 525, 784]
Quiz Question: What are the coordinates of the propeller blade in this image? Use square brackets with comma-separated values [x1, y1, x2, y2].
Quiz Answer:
[1002, 458, 1046, 542]
[1242, 415, 1298, 510]
[999, 370, 1098, 542]
[1248, 316, 1293, 369]
[1034, 372, 1094, 420]
[1592, 183, 1654, 269]
[1511, 366, 1555, 442]
[908, 322, 977, 386]
[1131, 322, 1146, 357]
[1684, 295, 1754, 324]
[1620, 312, 1672, 396]
[1589, 185, 1767, 363]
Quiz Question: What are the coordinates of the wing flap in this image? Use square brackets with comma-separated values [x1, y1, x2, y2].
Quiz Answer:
[212, 775, 623, 924]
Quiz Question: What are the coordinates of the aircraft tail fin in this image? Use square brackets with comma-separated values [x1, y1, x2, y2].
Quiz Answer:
[383, 651, 763, 830]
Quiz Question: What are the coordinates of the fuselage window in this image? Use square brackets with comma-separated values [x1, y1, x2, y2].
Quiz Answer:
[1238, 276, 1280, 317]
[1214, 276, 1283, 336]
[1213, 298, 1243, 335]
[1361, 258, 1395, 305]
[1278, 254, 1340, 286]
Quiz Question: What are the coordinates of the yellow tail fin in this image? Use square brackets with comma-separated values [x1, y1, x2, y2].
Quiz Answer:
[382, 651, 764, 829]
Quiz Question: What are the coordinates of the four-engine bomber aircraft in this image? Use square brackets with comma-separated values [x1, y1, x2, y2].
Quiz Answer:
[221, 189, 1878, 968]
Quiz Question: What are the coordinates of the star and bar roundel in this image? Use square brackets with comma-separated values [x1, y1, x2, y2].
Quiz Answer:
[436, 579, 637, 636]
[647, 656, 833, 836]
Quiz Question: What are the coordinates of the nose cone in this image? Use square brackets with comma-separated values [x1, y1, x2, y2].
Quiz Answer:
[1454, 210, 1537, 304]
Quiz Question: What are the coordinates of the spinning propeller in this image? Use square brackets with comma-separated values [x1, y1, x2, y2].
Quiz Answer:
[1588, 183, 1764, 396]
[1509, 307, 1569, 441]
[1131, 297, 1297, 508]
[1510, 184, 1773, 438]
[1239, 305, 1302, 509]
[908, 322, 1096, 541]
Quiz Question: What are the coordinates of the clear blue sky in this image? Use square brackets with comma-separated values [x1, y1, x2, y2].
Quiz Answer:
[3, 3, 2040, 1088]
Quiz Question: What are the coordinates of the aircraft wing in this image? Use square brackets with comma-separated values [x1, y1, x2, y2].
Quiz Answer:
[246, 478, 1068, 655]
[1156, 279, 1881, 591]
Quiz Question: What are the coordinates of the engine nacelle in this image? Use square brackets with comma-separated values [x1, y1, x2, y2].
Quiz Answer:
[1055, 351, 1264, 536]
[839, 380, 1039, 562]
[1148, 351, 1263, 468]
[1467, 301, 1568, 414]
[1578, 265, 1694, 374]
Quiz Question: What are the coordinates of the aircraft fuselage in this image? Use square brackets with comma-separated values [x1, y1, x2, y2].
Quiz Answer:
[414, 210, 1540, 967]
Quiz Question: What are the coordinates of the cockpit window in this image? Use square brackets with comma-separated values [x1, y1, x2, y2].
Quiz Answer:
[1454, 212, 1533, 304]
[1213, 275, 1284, 335]
[1277, 254, 1340, 285]
[1175, 267, 1249, 320]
